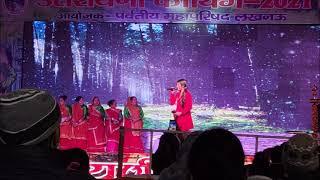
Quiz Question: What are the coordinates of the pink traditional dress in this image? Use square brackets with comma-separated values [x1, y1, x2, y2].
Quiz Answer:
[71, 103, 88, 150]
[59, 104, 72, 150]
[87, 104, 106, 153]
[169, 89, 194, 131]
[123, 102, 144, 153]
[105, 108, 123, 154]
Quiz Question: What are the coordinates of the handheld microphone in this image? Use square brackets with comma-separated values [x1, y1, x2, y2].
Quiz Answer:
[167, 87, 177, 91]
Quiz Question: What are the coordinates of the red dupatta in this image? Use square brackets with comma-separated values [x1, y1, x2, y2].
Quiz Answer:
[125, 98, 143, 136]
[126, 98, 141, 121]
[72, 103, 84, 123]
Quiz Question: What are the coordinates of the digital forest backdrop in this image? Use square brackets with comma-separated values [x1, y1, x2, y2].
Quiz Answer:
[22, 22, 320, 132]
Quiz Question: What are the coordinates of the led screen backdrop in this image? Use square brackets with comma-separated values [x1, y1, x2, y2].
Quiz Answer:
[22, 22, 320, 132]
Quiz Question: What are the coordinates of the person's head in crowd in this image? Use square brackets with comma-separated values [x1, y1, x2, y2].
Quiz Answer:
[91, 96, 100, 106]
[59, 95, 67, 106]
[247, 175, 272, 180]
[0, 89, 60, 148]
[270, 145, 283, 164]
[188, 128, 245, 180]
[176, 131, 200, 160]
[129, 96, 138, 106]
[265, 145, 285, 179]
[159, 131, 201, 180]
[250, 148, 271, 175]
[282, 133, 319, 176]
[0, 89, 96, 179]
[61, 148, 90, 173]
[75, 96, 84, 105]
[156, 133, 180, 157]
[108, 99, 117, 108]
[251, 152, 268, 176]
[152, 133, 181, 175]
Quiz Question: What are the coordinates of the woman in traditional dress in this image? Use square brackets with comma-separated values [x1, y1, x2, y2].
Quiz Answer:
[105, 99, 123, 154]
[87, 96, 106, 153]
[71, 96, 88, 150]
[58, 95, 72, 150]
[169, 79, 193, 132]
[123, 96, 144, 153]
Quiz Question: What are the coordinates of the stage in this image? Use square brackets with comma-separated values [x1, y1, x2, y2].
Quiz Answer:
[106, 104, 302, 133]
[88, 131, 292, 179]
[85, 104, 296, 179]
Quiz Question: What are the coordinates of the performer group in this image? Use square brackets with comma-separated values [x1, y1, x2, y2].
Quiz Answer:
[58, 79, 193, 153]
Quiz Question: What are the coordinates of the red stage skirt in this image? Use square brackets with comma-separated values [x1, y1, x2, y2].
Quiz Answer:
[106, 124, 120, 154]
[70, 121, 88, 150]
[59, 121, 73, 150]
[123, 120, 144, 153]
[87, 116, 106, 153]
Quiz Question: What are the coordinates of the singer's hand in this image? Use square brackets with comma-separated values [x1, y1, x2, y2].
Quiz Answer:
[169, 90, 175, 95]
[174, 112, 182, 116]
[167, 87, 176, 92]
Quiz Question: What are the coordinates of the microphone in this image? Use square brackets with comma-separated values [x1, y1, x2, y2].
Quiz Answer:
[167, 87, 177, 91]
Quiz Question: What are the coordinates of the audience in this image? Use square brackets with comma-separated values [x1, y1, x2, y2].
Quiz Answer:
[247, 175, 272, 180]
[188, 128, 246, 180]
[281, 133, 320, 180]
[1, 90, 320, 180]
[0, 89, 95, 179]
[268, 144, 285, 179]
[248, 133, 320, 180]
[159, 131, 201, 180]
[270, 145, 283, 165]
[250, 151, 270, 176]
[61, 148, 90, 173]
[152, 133, 181, 175]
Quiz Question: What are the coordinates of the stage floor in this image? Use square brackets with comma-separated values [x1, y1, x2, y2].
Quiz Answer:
[105, 104, 305, 133]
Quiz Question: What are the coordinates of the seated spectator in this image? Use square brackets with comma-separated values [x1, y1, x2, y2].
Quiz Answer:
[159, 131, 201, 180]
[61, 148, 90, 173]
[0, 89, 95, 180]
[270, 145, 283, 164]
[250, 151, 269, 176]
[268, 144, 285, 179]
[152, 133, 180, 175]
[188, 128, 246, 180]
[282, 133, 320, 180]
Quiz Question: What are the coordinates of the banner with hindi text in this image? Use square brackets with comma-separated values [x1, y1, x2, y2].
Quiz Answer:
[0, 0, 319, 24]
